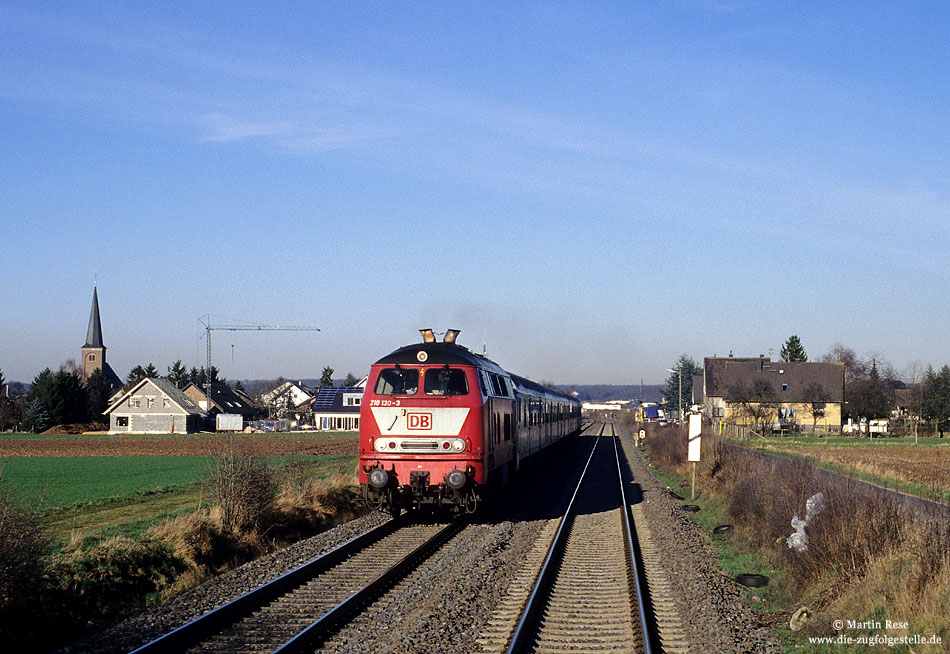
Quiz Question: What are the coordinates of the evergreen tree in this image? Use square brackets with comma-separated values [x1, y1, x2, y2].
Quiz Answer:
[166, 360, 189, 389]
[188, 367, 205, 385]
[660, 355, 698, 420]
[847, 360, 891, 421]
[143, 363, 160, 379]
[127, 365, 147, 386]
[780, 335, 808, 362]
[0, 368, 10, 431]
[48, 369, 88, 424]
[207, 366, 223, 383]
[85, 368, 112, 420]
[343, 372, 359, 387]
[319, 366, 335, 387]
[24, 399, 52, 433]
[922, 365, 950, 436]
[29, 369, 55, 411]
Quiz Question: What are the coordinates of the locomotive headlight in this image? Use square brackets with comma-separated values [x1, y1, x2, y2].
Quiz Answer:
[368, 468, 389, 489]
[451, 438, 465, 451]
[445, 468, 467, 490]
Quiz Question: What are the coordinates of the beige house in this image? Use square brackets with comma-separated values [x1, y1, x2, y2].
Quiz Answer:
[695, 356, 844, 432]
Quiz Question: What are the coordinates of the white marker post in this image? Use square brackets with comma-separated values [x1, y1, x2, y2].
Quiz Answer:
[687, 413, 702, 500]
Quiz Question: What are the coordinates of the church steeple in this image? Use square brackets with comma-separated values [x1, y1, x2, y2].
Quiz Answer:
[84, 283, 104, 348]
[81, 283, 107, 382]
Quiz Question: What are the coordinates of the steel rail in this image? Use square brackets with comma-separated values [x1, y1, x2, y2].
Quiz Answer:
[505, 425, 603, 653]
[273, 517, 467, 653]
[506, 421, 654, 653]
[131, 516, 466, 654]
[612, 422, 655, 654]
[130, 518, 401, 654]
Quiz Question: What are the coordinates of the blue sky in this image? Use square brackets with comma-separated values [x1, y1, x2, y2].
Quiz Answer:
[1, 1, 948, 385]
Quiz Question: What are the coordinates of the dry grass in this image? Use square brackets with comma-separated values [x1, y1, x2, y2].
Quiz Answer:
[763, 444, 950, 493]
[150, 471, 363, 597]
[644, 425, 950, 645]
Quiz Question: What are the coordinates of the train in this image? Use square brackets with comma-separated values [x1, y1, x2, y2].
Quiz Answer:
[358, 329, 582, 514]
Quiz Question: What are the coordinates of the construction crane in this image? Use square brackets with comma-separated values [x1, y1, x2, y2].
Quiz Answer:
[198, 315, 320, 373]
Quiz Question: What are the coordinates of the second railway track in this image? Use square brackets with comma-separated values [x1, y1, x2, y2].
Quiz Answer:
[132, 517, 465, 653]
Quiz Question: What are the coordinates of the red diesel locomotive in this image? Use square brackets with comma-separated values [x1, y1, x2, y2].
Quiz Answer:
[359, 330, 582, 513]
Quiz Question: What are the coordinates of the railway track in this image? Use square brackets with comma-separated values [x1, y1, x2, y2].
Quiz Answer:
[482, 422, 657, 654]
[131, 516, 466, 654]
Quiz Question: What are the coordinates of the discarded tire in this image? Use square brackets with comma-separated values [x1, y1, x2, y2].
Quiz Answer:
[735, 573, 769, 587]
[712, 525, 732, 535]
[681, 504, 700, 512]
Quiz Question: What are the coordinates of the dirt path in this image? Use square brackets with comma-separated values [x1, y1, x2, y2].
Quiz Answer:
[0, 436, 358, 457]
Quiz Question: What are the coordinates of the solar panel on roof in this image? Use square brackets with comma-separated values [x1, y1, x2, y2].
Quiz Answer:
[312, 387, 337, 409]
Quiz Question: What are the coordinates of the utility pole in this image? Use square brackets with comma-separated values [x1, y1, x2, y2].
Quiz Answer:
[198, 316, 320, 374]
[679, 370, 683, 424]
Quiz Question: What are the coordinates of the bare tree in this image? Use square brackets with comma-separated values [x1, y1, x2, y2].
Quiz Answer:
[727, 379, 778, 436]
[801, 382, 828, 433]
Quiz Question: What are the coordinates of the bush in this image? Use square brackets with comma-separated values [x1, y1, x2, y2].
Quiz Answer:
[207, 444, 277, 533]
[0, 475, 50, 637]
[48, 536, 188, 630]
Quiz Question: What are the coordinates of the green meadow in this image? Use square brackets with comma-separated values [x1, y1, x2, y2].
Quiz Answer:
[0, 454, 357, 544]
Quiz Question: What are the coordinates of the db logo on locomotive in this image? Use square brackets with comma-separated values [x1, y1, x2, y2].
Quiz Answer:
[406, 412, 433, 430]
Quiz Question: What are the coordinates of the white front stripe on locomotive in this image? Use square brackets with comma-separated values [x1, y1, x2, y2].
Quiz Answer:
[369, 406, 471, 436]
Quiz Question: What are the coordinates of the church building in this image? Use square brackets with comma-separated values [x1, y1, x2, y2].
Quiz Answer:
[81, 284, 123, 390]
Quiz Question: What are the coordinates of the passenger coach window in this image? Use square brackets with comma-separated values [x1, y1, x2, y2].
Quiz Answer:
[374, 368, 419, 395]
[424, 368, 469, 396]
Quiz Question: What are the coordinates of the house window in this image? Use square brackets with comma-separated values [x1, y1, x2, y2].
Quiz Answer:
[129, 398, 141, 408]
[116, 416, 128, 427]
[147, 397, 155, 408]
[163, 398, 170, 408]
[782, 384, 788, 392]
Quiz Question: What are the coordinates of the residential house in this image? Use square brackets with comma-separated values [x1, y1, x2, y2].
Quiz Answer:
[183, 382, 265, 430]
[695, 356, 844, 432]
[296, 386, 364, 431]
[105, 378, 205, 434]
[261, 380, 315, 417]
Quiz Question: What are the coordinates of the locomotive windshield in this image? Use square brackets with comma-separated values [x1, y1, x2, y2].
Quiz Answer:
[374, 368, 419, 395]
[424, 367, 469, 396]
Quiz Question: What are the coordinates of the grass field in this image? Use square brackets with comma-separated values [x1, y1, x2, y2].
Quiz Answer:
[736, 435, 950, 504]
[0, 430, 356, 440]
[0, 456, 212, 507]
[1, 452, 358, 544]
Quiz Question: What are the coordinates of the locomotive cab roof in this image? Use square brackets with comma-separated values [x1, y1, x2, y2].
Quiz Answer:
[373, 342, 578, 404]
[374, 342, 505, 372]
